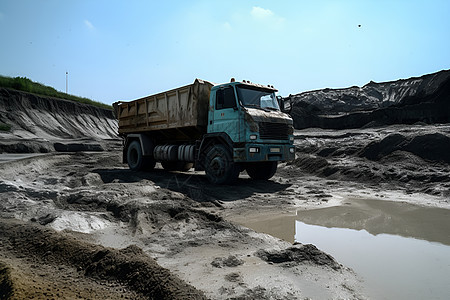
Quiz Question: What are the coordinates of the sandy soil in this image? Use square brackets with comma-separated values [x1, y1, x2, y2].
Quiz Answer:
[0, 153, 364, 299]
[1, 123, 449, 299]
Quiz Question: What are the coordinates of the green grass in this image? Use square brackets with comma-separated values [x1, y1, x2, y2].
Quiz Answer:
[0, 123, 11, 131]
[0, 75, 112, 110]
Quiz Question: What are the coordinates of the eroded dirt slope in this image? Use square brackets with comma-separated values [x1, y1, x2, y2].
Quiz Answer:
[0, 88, 119, 153]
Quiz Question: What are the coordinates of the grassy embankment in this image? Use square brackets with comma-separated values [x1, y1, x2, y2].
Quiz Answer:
[0, 76, 112, 131]
[0, 75, 112, 110]
[0, 75, 112, 131]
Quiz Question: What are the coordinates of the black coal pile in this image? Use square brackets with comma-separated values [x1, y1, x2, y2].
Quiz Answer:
[285, 69, 450, 129]
[361, 133, 450, 163]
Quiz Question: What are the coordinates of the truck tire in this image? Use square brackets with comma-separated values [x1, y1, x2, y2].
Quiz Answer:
[205, 144, 240, 184]
[161, 161, 193, 172]
[246, 161, 278, 180]
[127, 140, 156, 171]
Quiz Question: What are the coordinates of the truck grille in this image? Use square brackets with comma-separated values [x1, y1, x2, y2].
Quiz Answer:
[259, 122, 290, 140]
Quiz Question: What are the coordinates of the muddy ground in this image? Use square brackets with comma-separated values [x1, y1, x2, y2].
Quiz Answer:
[1, 123, 449, 299]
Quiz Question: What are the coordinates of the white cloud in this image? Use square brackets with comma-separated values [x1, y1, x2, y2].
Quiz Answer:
[249, 6, 285, 30]
[84, 19, 94, 30]
[222, 21, 232, 31]
[251, 6, 274, 19]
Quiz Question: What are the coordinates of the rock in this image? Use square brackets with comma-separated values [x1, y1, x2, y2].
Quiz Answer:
[211, 255, 244, 268]
[256, 244, 341, 270]
[0, 141, 52, 153]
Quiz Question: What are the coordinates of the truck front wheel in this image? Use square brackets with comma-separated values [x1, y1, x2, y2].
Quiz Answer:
[246, 161, 278, 180]
[205, 144, 240, 184]
[127, 140, 156, 171]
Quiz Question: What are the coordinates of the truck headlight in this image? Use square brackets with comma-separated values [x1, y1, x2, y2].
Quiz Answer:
[289, 147, 295, 154]
[289, 136, 294, 142]
[250, 134, 257, 140]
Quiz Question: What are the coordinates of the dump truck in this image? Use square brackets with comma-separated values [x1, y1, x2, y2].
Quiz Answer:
[113, 78, 295, 184]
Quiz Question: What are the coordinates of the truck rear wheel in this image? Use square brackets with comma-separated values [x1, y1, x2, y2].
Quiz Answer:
[161, 161, 193, 172]
[205, 144, 240, 184]
[246, 161, 278, 180]
[127, 140, 156, 171]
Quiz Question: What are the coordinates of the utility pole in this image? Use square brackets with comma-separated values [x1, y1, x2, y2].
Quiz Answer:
[65, 71, 68, 94]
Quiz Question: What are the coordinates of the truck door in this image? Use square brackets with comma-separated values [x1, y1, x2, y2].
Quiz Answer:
[209, 86, 241, 142]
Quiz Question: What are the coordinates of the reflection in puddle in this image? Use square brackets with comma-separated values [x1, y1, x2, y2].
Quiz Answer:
[295, 198, 450, 246]
[236, 199, 450, 300]
[295, 221, 450, 300]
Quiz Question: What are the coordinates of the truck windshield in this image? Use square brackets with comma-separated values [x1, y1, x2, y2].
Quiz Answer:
[236, 85, 280, 111]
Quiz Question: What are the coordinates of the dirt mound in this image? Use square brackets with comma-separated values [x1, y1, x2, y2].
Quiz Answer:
[291, 155, 330, 172]
[404, 133, 450, 163]
[361, 133, 450, 163]
[0, 219, 206, 299]
[360, 133, 408, 160]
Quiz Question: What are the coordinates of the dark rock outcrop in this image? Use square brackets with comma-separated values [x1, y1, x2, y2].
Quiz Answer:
[285, 69, 450, 129]
[53, 142, 104, 152]
[256, 244, 341, 270]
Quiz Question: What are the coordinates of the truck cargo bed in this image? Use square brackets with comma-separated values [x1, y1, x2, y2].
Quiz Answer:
[114, 79, 214, 141]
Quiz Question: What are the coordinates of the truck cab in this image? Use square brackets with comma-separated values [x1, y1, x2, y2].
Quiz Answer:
[201, 80, 295, 183]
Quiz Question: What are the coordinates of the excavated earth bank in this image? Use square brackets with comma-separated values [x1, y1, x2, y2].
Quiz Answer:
[0, 87, 120, 153]
[285, 69, 450, 129]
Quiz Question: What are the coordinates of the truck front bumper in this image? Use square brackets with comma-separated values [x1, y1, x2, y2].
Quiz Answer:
[233, 143, 295, 163]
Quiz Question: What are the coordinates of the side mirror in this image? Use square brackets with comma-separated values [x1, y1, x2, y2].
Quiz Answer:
[276, 96, 285, 111]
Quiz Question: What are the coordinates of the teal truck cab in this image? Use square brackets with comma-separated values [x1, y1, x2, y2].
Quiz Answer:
[114, 78, 295, 184]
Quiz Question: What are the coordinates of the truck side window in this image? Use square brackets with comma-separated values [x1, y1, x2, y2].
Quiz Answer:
[216, 87, 237, 110]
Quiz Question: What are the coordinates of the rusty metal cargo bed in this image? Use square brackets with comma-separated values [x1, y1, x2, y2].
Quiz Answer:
[114, 79, 214, 141]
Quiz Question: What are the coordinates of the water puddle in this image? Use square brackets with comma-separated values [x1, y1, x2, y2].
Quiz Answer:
[295, 221, 450, 300]
[237, 198, 450, 300]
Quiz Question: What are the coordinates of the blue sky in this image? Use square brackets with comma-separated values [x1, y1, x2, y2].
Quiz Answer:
[1, 0, 449, 105]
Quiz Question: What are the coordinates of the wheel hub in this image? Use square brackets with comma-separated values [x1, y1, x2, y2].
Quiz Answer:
[211, 157, 225, 176]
